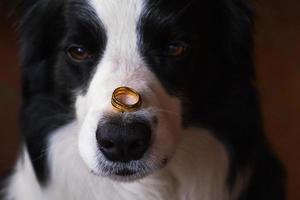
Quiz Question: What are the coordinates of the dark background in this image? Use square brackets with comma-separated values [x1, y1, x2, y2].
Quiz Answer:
[0, 0, 299, 199]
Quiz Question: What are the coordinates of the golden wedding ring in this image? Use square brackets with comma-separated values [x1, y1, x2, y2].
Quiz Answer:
[111, 87, 142, 112]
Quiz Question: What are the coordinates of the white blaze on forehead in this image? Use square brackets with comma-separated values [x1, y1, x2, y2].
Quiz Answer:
[76, 0, 148, 119]
[76, 0, 152, 170]
[90, 0, 144, 65]
[80, 0, 148, 106]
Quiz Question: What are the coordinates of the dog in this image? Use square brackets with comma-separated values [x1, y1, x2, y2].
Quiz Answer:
[1, 0, 286, 199]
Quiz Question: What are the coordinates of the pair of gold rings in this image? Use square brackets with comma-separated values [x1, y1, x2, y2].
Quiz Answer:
[111, 86, 142, 112]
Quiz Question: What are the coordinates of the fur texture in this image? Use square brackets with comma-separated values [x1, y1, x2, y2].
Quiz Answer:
[1, 0, 285, 199]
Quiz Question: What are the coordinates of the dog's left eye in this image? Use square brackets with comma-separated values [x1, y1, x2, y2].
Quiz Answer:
[165, 41, 189, 58]
[67, 46, 93, 61]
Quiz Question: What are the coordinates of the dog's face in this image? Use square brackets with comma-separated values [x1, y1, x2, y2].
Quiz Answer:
[21, 0, 253, 182]
[74, 0, 193, 180]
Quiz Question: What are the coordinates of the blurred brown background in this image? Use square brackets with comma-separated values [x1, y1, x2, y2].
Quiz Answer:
[0, 0, 299, 199]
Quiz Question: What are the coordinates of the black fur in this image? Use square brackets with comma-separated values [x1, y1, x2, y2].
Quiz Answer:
[6, 0, 286, 198]
[19, 0, 106, 185]
[138, 1, 286, 198]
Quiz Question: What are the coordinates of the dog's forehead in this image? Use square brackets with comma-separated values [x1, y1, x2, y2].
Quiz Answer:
[89, 0, 143, 31]
[88, 0, 188, 29]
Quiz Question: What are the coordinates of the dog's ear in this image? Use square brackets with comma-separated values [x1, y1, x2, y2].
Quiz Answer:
[21, 0, 40, 10]
[191, 0, 254, 81]
[20, 0, 65, 63]
[19, 0, 66, 98]
[8, 0, 42, 15]
[20, 0, 61, 13]
[221, 0, 255, 80]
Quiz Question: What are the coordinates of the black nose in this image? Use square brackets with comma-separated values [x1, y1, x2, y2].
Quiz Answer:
[96, 121, 151, 162]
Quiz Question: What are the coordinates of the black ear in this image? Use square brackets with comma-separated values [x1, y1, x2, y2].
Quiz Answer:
[4, 0, 41, 16]
[21, 0, 39, 8]
[19, 0, 44, 12]
[221, 0, 254, 80]
[19, 0, 66, 99]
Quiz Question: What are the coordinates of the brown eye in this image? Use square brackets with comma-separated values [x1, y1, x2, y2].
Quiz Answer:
[166, 41, 189, 58]
[67, 46, 93, 61]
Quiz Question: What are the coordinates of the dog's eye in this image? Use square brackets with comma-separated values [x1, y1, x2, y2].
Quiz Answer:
[67, 46, 93, 61]
[165, 41, 189, 58]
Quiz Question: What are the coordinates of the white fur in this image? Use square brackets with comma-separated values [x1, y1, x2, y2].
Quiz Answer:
[4, 149, 44, 200]
[6, 122, 230, 200]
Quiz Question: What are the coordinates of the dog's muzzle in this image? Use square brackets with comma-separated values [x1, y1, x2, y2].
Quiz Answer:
[96, 87, 150, 163]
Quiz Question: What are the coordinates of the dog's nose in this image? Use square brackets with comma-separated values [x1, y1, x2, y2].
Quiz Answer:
[96, 121, 151, 162]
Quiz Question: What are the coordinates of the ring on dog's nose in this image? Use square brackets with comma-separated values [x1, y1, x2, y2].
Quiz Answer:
[111, 86, 142, 112]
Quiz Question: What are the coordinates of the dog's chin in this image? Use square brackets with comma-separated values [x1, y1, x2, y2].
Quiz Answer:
[91, 168, 150, 182]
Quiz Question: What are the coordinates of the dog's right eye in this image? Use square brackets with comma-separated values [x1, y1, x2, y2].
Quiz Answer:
[67, 46, 93, 61]
[165, 41, 189, 58]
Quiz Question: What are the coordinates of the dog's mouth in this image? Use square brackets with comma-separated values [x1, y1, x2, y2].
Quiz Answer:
[90, 156, 170, 182]
[115, 169, 136, 176]
[90, 160, 150, 181]
[91, 169, 136, 177]
[91, 168, 148, 182]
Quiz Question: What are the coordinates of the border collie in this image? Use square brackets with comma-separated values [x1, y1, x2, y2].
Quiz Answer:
[1, 0, 285, 199]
